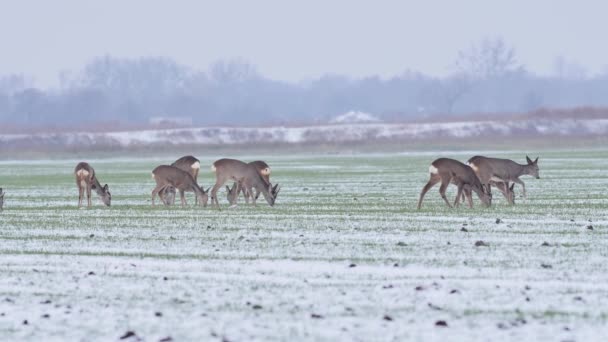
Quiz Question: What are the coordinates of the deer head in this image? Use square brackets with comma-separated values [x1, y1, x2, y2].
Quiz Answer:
[479, 184, 492, 207]
[506, 182, 516, 205]
[92, 183, 112, 206]
[161, 185, 176, 206]
[197, 186, 210, 207]
[525, 156, 540, 179]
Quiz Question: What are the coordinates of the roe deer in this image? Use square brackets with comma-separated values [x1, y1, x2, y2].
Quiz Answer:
[467, 155, 540, 199]
[210, 159, 280, 207]
[0, 188, 4, 211]
[160, 155, 201, 205]
[417, 158, 491, 209]
[151, 165, 209, 207]
[74, 162, 111, 207]
[229, 161, 272, 203]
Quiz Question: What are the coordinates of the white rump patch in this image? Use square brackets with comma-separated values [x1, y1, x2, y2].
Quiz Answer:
[76, 169, 89, 178]
[429, 165, 438, 174]
[191, 161, 200, 170]
[468, 162, 479, 173]
[151, 172, 155, 179]
[210, 164, 217, 172]
[260, 167, 271, 176]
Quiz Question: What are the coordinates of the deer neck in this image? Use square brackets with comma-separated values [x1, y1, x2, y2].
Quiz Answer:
[91, 177, 105, 196]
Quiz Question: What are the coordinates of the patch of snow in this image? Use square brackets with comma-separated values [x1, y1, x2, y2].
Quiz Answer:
[330, 110, 382, 124]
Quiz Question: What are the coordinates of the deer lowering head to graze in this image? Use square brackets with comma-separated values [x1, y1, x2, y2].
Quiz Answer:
[74, 162, 111, 207]
[151, 165, 209, 207]
[160, 155, 201, 205]
[468, 155, 540, 199]
[235, 160, 272, 202]
[417, 158, 491, 210]
[210, 158, 280, 207]
[0, 188, 4, 212]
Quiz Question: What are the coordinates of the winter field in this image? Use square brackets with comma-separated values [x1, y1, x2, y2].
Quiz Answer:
[0, 149, 607, 341]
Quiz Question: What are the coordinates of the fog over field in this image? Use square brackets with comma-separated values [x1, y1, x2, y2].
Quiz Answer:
[1, 1, 608, 129]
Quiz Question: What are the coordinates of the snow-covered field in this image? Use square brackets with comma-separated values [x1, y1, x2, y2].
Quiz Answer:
[0, 150, 607, 341]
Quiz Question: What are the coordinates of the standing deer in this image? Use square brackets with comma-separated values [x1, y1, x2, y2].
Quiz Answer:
[0, 188, 4, 212]
[151, 165, 209, 207]
[467, 155, 540, 199]
[210, 158, 280, 207]
[160, 155, 201, 205]
[74, 162, 111, 207]
[417, 158, 491, 209]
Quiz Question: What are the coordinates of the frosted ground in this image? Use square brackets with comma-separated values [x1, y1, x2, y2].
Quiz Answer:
[0, 150, 607, 341]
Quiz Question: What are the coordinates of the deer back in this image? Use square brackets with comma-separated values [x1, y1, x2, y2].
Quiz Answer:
[468, 156, 532, 181]
[153, 165, 199, 191]
[249, 160, 271, 182]
[171, 155, 201, 180]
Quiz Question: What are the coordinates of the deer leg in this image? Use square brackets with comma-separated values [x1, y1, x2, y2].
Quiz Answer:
[211, 180, 224, 208]
[232, 182, 242, 206]
[86, 185, 92, 207]
[77, 185, 83, 207]
[417, 174, 440, 210]
[512, 178, 526, 198]
[151, 184, 166, 207]
[438, 176, 452, 208]
[179, 190, 187, 207]
[465, 189, 474, 208]
[247, 187, 256, 205]
[453, 183, 464, 208]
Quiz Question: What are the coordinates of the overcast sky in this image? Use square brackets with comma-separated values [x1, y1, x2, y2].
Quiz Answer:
[1, 0, 606, 88]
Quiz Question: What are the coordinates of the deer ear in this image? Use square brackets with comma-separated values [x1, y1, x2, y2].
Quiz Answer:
[103, 184, 109, 191]
[534, 157, 539, 164]
[526, 155, 533, 164]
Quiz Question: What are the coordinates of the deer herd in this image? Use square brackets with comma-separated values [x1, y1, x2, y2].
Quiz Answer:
[0, 154, 540, 211]
[70, 155, 281, 209]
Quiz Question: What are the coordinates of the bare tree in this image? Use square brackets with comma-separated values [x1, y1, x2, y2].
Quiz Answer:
[455, 37, 522, 80]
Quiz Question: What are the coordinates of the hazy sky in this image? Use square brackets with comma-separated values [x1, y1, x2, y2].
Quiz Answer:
[1, 0, 606, 88]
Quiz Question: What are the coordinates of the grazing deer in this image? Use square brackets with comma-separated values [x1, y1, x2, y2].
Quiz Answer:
[151, 165, 209, 207]
[0, 188, 4, 212]
[74, 162, 111, 207]
[232, 161, 272, 202]
[467, 155, 540, 199]
[210, 158, 280, 207]
[160, 155, 201, 205]
[417, 158, 491, 209]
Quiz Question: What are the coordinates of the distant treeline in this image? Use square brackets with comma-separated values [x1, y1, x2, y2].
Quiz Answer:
[2, 50, 608, 128]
